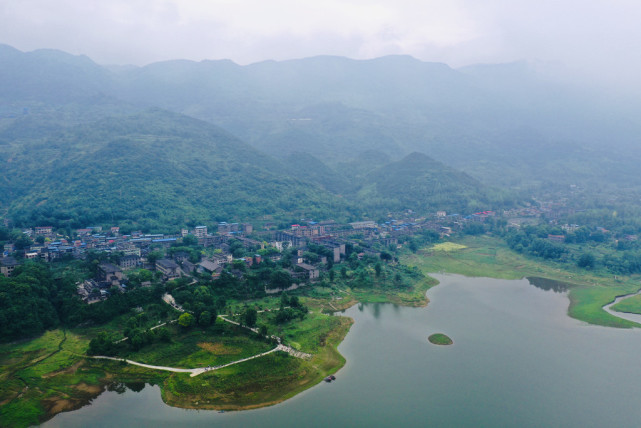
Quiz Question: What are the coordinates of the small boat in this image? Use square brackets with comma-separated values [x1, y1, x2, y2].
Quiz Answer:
[324, 376, 332, 382]
[330, 375, 336, 380]
[218, 410, 225, 414]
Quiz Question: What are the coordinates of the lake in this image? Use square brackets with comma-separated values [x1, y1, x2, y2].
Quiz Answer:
[45, 274, 641, 427]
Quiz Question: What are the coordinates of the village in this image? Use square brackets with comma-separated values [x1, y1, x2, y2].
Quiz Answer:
[1, 196, 604, 304]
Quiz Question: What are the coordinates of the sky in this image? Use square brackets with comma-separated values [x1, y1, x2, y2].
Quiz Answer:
[1, 0, 640, 88]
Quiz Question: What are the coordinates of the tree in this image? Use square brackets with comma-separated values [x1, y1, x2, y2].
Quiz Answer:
[13, 234, 32, 251]
[375, 262, 382, 277]
[259, 324, 268, 336]
[199, 310, 212, 326]
[577, 253, 595, 269]
[156, 327, 171, 342]
[147, 250, 163, 265]
[243, 308, 257, 327]
[88, 332, 116, 355]
[131, 334, 144, 351]
[270, 270, 292, 290]
[178, 312, 195, 328]
[182, 234, 198, 246]
[280, 292, 289, 309]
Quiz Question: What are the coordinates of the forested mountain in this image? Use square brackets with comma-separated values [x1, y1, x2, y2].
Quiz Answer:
[2, 44, 640, 228]
[102, 52, 641, 190]
[361, 153, 493, 214]
[0, 109, 352, 230]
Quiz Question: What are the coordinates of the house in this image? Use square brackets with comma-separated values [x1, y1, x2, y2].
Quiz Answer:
[119, 255, 141, 269]
[349, 221, 376, 229]
[0, 257, 19, 277]
[24, 250, 39, 259]
[156, 259, 180, 279]
[194, 226, 207, 238]
[181, 260, 197, 274]
[35, 226, 53, 235]
[97, 263, 123, 286]
[211, 253, 232, 265]
[296, 263, 320, 281]
[173, 251, 190, 263]
[291, 252, 304, 265]
[198, 259, 220, 274]
[152, 238, 177, 248]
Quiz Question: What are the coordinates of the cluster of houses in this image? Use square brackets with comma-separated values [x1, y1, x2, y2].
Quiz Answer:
[0, 211, 477, 277]
[2, 209, 509, 301]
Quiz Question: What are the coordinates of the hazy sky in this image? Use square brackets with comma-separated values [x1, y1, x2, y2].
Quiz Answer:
[1, 0, 640, 87]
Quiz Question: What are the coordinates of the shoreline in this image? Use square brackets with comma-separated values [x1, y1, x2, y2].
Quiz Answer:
[0, 262, 464, 426]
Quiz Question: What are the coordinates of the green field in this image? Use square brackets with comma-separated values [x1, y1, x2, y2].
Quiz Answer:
[161, 314, 352, 410]
[0, 330, 94, 428]
[403, 235, 641, 328]
[118, 324, 272, 368]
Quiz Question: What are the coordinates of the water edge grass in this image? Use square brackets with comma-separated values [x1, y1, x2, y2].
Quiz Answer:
[403, 235, 641, 328]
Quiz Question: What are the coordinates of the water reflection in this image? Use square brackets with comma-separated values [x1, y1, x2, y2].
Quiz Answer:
[526, 276, 570, 293]
[125, 382, 146, 393]
[106, 381, 148, 394]
[372, 303, 381, 318]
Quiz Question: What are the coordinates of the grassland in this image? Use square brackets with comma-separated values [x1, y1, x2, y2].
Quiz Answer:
[116, 324, 273, 368]
[0, 329, 96, 428]
[161, 314, 352, 410]
[429, 242, 467, 252]
[403, 235, 641, 328]
[0, 293, 356, 426]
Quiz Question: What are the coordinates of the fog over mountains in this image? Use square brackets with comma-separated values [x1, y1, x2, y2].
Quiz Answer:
[1, 44, 639, 229]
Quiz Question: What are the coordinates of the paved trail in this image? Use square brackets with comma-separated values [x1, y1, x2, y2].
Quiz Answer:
[90, 343, 308, 377]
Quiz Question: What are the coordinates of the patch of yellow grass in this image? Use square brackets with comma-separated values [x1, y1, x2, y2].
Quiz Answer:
[197, 342, 241, 355]
[429, 242, 467, 252]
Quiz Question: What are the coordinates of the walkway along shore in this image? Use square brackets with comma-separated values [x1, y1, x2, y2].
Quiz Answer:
[602, 289, 641, 325]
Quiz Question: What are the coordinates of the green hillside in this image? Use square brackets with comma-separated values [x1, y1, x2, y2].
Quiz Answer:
[1, 110, 351, 231]
[360, 152, 495, 213]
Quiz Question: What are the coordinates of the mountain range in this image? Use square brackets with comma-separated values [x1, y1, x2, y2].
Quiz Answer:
[1, 44, 639, 229]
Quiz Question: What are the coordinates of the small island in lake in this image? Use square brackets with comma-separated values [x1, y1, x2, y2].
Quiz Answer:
[428, 333, 453, 345]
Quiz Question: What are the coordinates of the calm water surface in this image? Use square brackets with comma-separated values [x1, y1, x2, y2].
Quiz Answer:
[45, 275, 641, 427]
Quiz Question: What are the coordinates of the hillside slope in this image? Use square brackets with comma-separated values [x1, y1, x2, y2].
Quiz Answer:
[1, 110, 350, 230]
